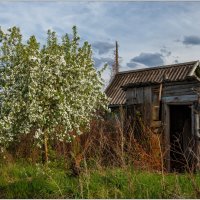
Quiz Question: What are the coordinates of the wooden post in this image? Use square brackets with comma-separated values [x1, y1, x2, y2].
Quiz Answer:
[110, 41, 120, 82]
[115, 41, 119, 74]
[159, 83, 163, 120]
[164, 103, 170, 171]
[158, 83, 163, 101]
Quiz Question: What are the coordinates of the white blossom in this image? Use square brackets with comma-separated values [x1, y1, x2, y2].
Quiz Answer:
[0, 26, 108, 146]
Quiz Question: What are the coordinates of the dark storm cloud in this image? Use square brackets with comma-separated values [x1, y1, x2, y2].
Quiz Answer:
[131, 52, 164, 67]
[183, 36, 200, 45]
[92, 41, 115, 55]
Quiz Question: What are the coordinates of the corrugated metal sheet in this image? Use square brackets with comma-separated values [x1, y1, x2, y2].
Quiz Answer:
[105, 61, 199, 106]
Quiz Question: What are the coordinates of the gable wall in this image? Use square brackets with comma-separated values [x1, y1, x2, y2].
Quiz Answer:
[125, 80, 200, 126]
[163, 80, 200, 97]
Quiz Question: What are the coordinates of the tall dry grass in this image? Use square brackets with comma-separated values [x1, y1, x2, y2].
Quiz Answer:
[64, 111, 163, 174]
[3, 109, 163, 174]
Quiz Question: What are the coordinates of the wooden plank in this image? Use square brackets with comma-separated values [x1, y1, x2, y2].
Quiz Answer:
[165, 88, 196, 93]
[144, 86, 152, 125]
[162, 95, 198, 103]
[158, 83, 163, 101]
[164, 86, 198, 92]
[187, 61, 199, 77]
[190, 106, 199, 170]
[136, 87, 144, 104]
[164, 89, 195, 97]
[192, 107, 199, 170]
[194, 113, 200, 138]
[164, 80, 200, 87]
[164, 83, 200, 91]
[126, 88, 137, 104]
[163, 104, 170, 171]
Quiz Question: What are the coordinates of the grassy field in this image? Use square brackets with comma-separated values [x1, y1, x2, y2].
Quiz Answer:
[0, 162, 200, 198]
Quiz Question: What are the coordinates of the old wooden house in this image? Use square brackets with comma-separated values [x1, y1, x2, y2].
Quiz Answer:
[105, 60, 200, 172]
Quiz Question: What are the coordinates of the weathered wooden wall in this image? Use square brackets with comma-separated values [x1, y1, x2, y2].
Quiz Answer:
[126, 86, 152, 125]
[163, 80, 200, 97]
[125, 80, 200, 126]
[125, 80, 200, 171]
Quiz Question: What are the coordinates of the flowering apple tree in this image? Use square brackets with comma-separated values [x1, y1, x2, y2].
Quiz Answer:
[0, 26, 108, 161]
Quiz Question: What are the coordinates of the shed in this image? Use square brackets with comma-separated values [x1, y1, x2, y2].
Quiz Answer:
[105, 60, 200, 172]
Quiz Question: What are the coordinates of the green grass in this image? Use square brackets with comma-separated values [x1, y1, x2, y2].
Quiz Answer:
[0, 162, 200, 198]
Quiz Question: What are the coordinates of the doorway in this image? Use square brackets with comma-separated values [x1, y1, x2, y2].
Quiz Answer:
[169, 105, 194, 172]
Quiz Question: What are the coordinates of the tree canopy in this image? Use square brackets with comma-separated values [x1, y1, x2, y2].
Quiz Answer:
[0, 26, 108, 147]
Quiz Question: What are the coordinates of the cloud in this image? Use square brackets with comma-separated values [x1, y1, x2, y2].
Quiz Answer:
[92, 41, 115, 55]
[1, 2, 200, 80]
[93, 57, 113, 68]
[160, 46, 171, 57]
[130, 52, 164, 67]
[183, 36, 200, 45]
[126, 62, 138, 68]
[175, 39, 181, 43]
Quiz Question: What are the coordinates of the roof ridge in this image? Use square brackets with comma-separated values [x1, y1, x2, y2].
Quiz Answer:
[117, 60, 199, 75]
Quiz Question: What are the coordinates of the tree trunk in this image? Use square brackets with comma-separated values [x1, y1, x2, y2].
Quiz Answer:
[42, 132, 48, 164]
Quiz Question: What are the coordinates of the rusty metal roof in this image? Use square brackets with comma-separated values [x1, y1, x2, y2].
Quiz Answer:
[105, 61, 199, 106]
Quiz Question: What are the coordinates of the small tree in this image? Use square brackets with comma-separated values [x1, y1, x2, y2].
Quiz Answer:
[0, 26, 108, 162]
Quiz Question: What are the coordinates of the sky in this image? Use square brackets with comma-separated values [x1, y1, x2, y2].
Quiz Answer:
[1, 1, 200, 85]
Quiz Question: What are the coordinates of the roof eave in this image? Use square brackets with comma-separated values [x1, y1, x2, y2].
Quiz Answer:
[186, 60, 199, 77]
[104, 73, 118, 94]
[108, 104, 125, 108]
